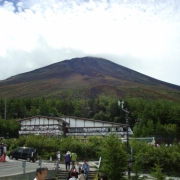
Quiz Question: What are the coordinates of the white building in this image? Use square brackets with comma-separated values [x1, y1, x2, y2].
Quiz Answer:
[17, 115, 133, 138]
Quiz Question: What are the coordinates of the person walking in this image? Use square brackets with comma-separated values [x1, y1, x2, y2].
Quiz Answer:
[65, 151, 71, 171]
[34, 167, 48, 180]
[3, 144, 7, 161]
[81, 159, 89, 180]
[78, 169, 86, 180]
[71, 150, 77, 169]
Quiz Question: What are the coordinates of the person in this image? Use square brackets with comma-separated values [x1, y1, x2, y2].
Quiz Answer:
[65, 151, 71, 171]
[57, 151, 61, 168]
[34, 167, 48, 180]
[78, 169, 86, 180]
[0, 143, 3, 158]
[100, 175, 108, 180]
[67, 170, 72, 180]
[69, 171, 78, 180]
[71, 150, 77, 168]
[53, 160, 59, 169]
[3, 144, 7, 161]
[74, 161, 80, 178]
[81, 159, 89, 180]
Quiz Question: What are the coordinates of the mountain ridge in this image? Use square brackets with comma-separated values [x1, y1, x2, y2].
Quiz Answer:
[0, 56, 180, 100]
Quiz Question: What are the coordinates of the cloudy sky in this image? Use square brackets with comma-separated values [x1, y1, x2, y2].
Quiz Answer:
[0, 0, 180, 86]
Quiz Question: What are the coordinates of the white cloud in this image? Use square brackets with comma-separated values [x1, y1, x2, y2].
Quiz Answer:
[0, 0, 180, 86]
[2, 1, 15, 11]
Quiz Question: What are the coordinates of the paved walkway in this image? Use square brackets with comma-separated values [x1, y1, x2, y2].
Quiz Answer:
[1, 157, 180, 179]
[0, 156, 98, 177]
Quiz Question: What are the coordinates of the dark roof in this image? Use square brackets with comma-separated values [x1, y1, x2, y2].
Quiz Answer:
[16, 115, 126, 127]
[16, 115, 69, 124]
[60, 116, 126, 126]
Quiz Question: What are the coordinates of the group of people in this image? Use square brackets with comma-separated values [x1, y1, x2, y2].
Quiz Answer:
[66, 159, 89, 180]
[33, 149, 107, 180]
[56, 150, 89, 180]
[0, 142, 6, 162]
[33, 166, 108, 180]
[64, 150, 77, 171]
[67, 169, 86, 180]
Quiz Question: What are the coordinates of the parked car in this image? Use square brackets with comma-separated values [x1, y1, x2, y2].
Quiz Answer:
[8, 147, 38, 162]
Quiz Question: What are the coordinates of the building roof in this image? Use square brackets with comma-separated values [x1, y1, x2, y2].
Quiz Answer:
[16, 115, 69, 124]
[60, 116, 127, 127]
[16, 115, 127, 127]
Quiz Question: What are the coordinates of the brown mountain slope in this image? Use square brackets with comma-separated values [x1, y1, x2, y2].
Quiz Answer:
[0, 56, 180, 100]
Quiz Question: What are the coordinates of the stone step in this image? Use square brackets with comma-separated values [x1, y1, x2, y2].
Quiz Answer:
[56, 170, 97, 180]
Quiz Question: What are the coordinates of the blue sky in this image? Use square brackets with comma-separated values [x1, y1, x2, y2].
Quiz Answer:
[0, 0, 180, 86]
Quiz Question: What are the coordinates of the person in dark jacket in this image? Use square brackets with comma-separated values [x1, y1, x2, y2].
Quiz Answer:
[100, 175, 107, 180]
[0, 143, 3, 158]
[67, 170, 72, 180]
[65, 151, 71, 171]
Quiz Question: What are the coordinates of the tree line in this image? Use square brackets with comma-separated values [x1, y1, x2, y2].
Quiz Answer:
[0, 96, 180, 138]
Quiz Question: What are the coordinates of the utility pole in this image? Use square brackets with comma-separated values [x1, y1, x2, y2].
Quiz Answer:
[4, 97, 6, 120]
[118, 101, 131, 180]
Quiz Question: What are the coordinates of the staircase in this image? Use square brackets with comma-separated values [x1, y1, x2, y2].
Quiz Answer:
[56, 170, 97, 180]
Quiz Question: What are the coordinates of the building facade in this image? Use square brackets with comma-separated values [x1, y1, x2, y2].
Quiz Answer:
[17, 115, 133, 138]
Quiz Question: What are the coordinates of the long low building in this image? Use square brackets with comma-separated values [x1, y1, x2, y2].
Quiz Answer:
[17, 115, 133, 138]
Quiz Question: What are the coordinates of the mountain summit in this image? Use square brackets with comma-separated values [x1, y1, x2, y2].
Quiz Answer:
[0, 56, 180, 100]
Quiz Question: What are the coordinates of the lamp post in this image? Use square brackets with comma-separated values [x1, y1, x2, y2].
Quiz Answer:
[118, 101, 131, 179]
[6, 133, 9, 139]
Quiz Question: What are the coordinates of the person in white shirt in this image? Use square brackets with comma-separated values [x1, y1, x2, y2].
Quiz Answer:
[34, 167, 48, 180]
[57, 151, 61, 161]
[57, 151, 61, 168]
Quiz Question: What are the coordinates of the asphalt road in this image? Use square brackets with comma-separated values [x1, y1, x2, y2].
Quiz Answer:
[2, 157, 179, 180]
[0, 156, 98, 178]
[0, 156, 55, 178]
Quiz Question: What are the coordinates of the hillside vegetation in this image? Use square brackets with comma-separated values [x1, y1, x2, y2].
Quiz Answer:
[0, 96, 180, 139]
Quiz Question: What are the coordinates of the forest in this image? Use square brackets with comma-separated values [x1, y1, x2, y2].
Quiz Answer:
[0, 96, 180, 139]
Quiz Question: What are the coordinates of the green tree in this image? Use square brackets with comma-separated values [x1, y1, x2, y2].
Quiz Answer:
[151, 162, 165, 180]
[99, 134, 128, 180]
[131, 157, 145, 180]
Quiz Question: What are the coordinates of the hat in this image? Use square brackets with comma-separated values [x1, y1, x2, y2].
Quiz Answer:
[58, 151, 60, 153]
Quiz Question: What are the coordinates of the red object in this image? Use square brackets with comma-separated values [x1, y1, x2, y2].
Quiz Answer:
[73, 168, 76, 173]
[0, 154, 5, 162]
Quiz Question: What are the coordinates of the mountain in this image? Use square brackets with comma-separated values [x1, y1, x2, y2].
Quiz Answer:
[0, 56, 180, 100]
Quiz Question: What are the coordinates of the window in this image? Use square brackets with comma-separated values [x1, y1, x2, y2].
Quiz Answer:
[23, 149, 29, 153]
[29, 148, 36, 153]
[16, 148, 23, 153]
